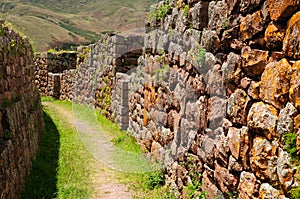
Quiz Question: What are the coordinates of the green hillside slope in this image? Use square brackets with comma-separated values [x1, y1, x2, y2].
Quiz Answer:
[0, 0, 157, 51]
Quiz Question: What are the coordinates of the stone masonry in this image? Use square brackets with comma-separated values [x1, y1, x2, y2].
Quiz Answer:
[33, 0, 300, 198]
[0, 20, 43, 199]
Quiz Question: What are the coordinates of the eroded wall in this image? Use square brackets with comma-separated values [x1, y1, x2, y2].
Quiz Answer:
[0, 20, 43, 198]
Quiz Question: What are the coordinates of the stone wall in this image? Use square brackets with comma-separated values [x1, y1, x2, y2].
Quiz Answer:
[34, 51, 77, 99]
[0, 20, 43, 198]
[73, 34, 143, 119]
[32, 1, 300, 197]
[126, 0, 300, 198]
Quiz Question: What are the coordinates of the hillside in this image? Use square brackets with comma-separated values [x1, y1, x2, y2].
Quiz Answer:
[0, 0, 157, 51]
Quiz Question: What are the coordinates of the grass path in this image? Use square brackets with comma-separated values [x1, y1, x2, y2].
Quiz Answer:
[21, 100, 133, 199]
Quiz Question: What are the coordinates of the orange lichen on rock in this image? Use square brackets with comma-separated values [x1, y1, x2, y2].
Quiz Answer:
[260, 58, 292, 109]
[264, 23, 285, 50]
[283, 11, 300, 59]
[289, 61, 300, 111]
[241, 46, 269, 76]
[268, 0, 299, 21]
[240, 11, 264, 41]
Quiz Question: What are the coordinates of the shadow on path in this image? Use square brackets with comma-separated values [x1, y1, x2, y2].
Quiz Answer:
[20, 111, 60, 199]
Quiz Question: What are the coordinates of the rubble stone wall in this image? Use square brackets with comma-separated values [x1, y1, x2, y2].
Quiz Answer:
[34, 51, 77, 99]
[127, 0, 300, 198]
[0, 20, 43, 198]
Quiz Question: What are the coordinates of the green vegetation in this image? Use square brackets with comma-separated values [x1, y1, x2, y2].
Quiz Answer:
[283, 132, 300, 199]
[183, 5, 189, 18]
[283, 132, 298, 160]
[21, 111, 60, 198]
[149, 0, 170, 22]
[21, 100, 98, 198]
[196, 46, 206, 67]
[182, 156, 207, 199]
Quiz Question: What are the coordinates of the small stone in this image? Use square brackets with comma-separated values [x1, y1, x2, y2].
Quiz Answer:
[214, 162, 239, 193]
[221, 52, 240, 84]
[283, 11, 300, 59]
[260, 58, 292, 109]
[228, 155, 243, 172]
[247, 81, 260, 100]
[277, 148, 295, 191]
[247, 102, 279, 140]
[227, 127, 241, 159]
[202, 170, 224, 199]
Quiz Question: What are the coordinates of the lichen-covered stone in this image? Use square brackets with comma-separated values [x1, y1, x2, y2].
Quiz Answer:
[227, 89, 249, 125]
[240, 11, 264, 41]
[295, 114, 300, 129]
[200, 29, 220, 54]
[289, 61, 300, 111]
[277, 102, 298, 139]
[227, 127, 241, 159]
[241, 46, 268, 77]
[238, 171, 260, 199]
[264, 22, 285, 50]
[260, 58, 292, 109]
[250, 136, 278, 181]
[221, 52, 240, 83]
[208, 0, 228, 35]
[247, 102, 278, 140]
[214, 162, 239, 193]
[277, 148, 296, 192]
[268, 0, 300, 21]
[239, 126, 251, 170]
[283, 11, 300, 59]
[259, 183, 280, 199]
[247, 81, 260, 100]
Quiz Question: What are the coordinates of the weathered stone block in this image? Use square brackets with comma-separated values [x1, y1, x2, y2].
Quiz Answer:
[283, 12, 300, 59]
[238, 171, 260, 199]
[268, 0, 299, 21]
[289, 61, 300, 111]
[241, 46, 268, 77]
[247, 102, 278, 140]
[260, 58, 292, 109]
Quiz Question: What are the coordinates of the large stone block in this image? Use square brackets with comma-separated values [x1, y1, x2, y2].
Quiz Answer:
[260, 58, 292, 109]
[283, 11, 300, 59]
[247, 102, 278, 140]
[227, 89, 249, 125]
[238, 171, 260, 199]
[289, 61, 300, 111]
[241, 46, 268, 77]
[268, 0, 299, 21]
[250, 136, 278, 181]
[240, 11, 264, 41]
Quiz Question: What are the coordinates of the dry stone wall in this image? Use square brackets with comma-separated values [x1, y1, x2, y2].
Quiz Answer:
[32, 1, 300, 197]
[126, 0, 300, 198]
[73, 34, 143, 119]
[34, 51, 77, 99]
[0, 20, 43, 198]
